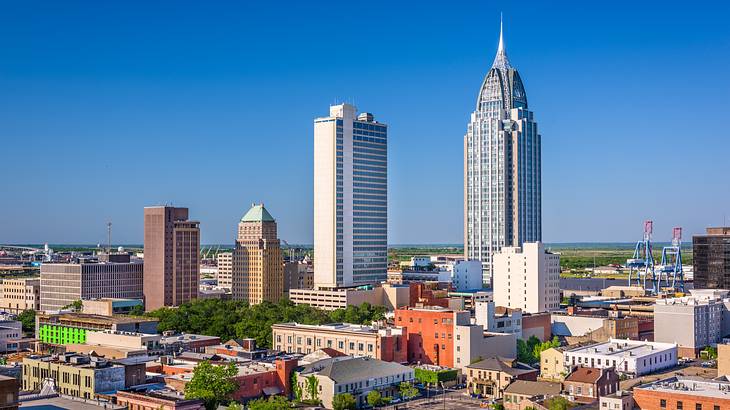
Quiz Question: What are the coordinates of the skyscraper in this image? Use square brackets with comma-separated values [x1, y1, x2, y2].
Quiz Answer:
[464, 19, 542, 284]
[314, 104, 388, 288]
[143, 206, 200, 311]
[693, 227, 730, 289]
[232, 203, 284, 304]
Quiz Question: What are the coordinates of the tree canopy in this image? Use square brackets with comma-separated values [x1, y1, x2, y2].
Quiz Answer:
[367, 390, 383, 407]
[247, 396, 292, 410]
[332, 393, 357, 410]
[17, 309, 35, 333]
[184, 361, 239, 410]
[517, 336, 560, 364]
[145, 298, 386, 348]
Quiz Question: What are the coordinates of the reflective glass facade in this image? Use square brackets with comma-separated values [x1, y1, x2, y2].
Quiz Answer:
[464, 26, 542, 285]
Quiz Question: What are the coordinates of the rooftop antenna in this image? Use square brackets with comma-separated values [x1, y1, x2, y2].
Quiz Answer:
[107, 222, 112, 253]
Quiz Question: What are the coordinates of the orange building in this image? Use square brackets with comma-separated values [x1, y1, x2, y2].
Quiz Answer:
[394, 306, 470, 367]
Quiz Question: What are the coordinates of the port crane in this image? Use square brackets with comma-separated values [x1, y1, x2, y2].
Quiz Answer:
[627, 220, 657, 294]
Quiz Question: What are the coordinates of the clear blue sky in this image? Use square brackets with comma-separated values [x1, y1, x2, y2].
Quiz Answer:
[1, 1, 729, 245]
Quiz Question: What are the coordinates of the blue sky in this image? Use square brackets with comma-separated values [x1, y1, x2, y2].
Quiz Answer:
[1, 1, 729, 245]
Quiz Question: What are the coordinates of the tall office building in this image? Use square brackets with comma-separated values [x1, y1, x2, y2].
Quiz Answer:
[143, 206, 200, 311]
[232, 203, 284, 304]
[314, 104, 388, 288]
[693, 227, 730, 289]
[464, 19, 541, 284]
[492, 242, 560, 314]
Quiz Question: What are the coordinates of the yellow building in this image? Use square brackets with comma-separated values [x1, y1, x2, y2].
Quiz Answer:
[718, 344, 730, 377]
[539, 347, 566, 381]
[233, 204, 284, 304]
[22, 354, 125, 398]
[0, 277, 40, 314]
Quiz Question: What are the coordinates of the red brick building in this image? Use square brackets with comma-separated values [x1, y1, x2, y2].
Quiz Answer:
[633, 376, 730, 410]
[563, 367, 619, 404]
[395, 306, 470, 367]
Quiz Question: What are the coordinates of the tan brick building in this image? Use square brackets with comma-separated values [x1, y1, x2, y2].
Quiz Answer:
[0, 277, 40, 313]
[232, 204, 283, 305]
[216, 252, 233, 290]
[143, 206, 200, 311]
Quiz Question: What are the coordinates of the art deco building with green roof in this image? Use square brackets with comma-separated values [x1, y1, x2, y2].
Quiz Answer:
[232, 203, 284, 304]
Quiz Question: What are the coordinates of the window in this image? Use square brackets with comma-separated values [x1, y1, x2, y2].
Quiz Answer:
[677, 401, 683, 410]
[696, 404, 702, 410]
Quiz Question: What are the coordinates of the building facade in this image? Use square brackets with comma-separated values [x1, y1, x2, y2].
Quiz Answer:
[492, 242, 560, 313]
[314, 104, 388, 288]
[464, 20, 541, 285]
[217, 252, 233, 290]
[40, 257, 143, 312]
[632, 376, 730, 410]
[654, 289, 729, 357]
[35, 312, 158, 346]
[0, 277, 40, 314]
[22, 354, 126, 398]
[232, 204, 284, 304]
[272, 322, 407, 362]
[693, 227, 730, 289]
[465, 357, 538, 399]
[143, 206, 200, 311]
[563, 339, 677, 377]
[283, 261, 314, 292]
[563, 367, 619, 404]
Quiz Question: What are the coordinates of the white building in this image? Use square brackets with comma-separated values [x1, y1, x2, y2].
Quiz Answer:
[464, 19, 542, 284]
[450, 260, 483, 291]
[564, 338, 677, 376]
[0, 320, 21, 353]
[492, 242, 560, 313]
[216, 252, 233, 289]
[654, 289, 730, 357]
[474, 301, 522, 338]
[314, 104, 388, 288]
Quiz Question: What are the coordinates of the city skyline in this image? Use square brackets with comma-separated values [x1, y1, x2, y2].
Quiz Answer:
[2, 1, 729, 245]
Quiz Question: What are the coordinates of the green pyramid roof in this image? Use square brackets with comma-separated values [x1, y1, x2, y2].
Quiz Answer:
[241, 203, 275, 222]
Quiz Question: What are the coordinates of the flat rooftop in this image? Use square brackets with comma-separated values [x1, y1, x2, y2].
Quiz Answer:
[636, 376, 730, 400]
[38, 312, 157, 325]
[272, 322, 381, 334]
[567, 338, 676, 357]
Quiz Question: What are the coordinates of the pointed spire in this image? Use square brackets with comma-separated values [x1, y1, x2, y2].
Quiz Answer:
[492, 13, 512, 70]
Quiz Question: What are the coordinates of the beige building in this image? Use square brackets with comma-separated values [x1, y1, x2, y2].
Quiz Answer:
[143, 206, 200, 311]
[22, 354, 126, 398]
[493, 242, 560, 313]
[539, 347, 566, 381]
[283, 261, 313, 291]
[465, 357, 538, 399]
[271, 322, 406, 362]
[40, 255, 143, 312]
[718, 343, 730, 377]
[0, 277, 40, 313]
[288, 284, 409, 311]
[217, 252, 233, 290]
[233, 204, 284, 304]
[66, 330, 162, 359]
[296, 356, 413, 409]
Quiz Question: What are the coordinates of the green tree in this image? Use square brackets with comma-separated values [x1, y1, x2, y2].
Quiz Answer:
[545, 396, 571, 410]
[332, 393, 357, 410]
[247, 396, 291, 410]
[305, 375, 320, 404]
[399, 382, 419, 400]
[367, 390, 382, 408]
[516, 335, 544, 364]
[291, 374, 302, 402]
[227, 402, 244, 410]
[184, 361, 239, 410]
[63, 300, 83, 312]
[532, 336, 561, 362]
[491, 404, 505, 410]
[128, 304, 145, 316]
[17, 309, 36, 333]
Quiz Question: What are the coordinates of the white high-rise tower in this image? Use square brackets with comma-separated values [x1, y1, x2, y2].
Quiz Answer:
[314, 104, 388, 288]
[464, 18, 542, 285]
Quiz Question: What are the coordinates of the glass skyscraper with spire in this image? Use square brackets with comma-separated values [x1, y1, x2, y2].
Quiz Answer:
[464, 19, 542, 285]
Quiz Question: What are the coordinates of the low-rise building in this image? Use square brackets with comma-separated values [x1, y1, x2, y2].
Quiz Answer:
[81, 298, 144, 316]
[296, 356, 414, 409]
[718, 343, 730, 376]
[0, 321, 21, 353]
[633, 376, 730, 410]
[284, 261, 314, 291]
[271, 322, 407, 362]
[551, 308, 639, 342]
[563, 338, 677, 376]
[502, 380, 561, 410]
[599, 390, 634, 410]
[22, 354, 127, 398]
[35, 312, 158, 347]
[159, 333, 221, 354]
[563, 367, 619, 404]
[115, 388, 205, 410]
[539, 347, 566, 381]
[464, 357, 538, 400]
[0, 375, 18, 409]
[66, 330, 162, 359]
[0, 277, 40, 314]
[475, 302, 523, 338]
[288, 284, 409, 311]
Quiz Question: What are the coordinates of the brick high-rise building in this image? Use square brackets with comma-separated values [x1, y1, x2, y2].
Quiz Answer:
[143, 206, 200, 311]
[233, 204, 284, 304]
[693, 227, 730, 289]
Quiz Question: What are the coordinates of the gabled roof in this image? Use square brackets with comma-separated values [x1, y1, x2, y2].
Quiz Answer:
[241, 204, 275, 222]
[467, 357, 536, 376]
[306, 357, 411, 384]
[504, 380, 561, 396]
[565, 366, 606, 384]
